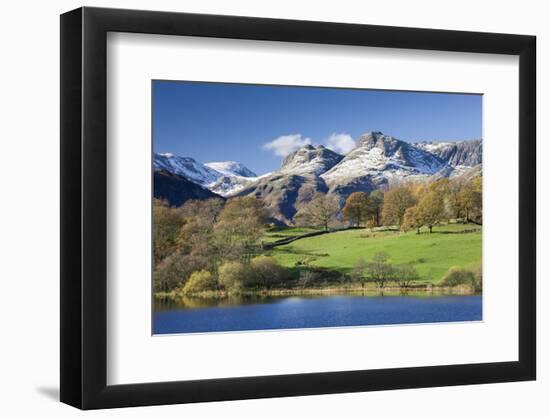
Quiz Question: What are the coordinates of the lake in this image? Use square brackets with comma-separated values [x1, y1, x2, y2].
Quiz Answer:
[153, 294, 482, 334]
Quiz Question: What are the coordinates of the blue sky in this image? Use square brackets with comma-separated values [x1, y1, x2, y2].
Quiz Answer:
[153, 80, 482, 175]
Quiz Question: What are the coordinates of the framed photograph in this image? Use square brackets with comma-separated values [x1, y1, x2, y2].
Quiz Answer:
[60, 7, 536, 409]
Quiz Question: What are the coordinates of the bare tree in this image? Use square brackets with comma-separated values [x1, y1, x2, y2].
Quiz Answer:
[366, 251, 394, 289]
[366, 189, 384, 226]
[294, 193, 340, 231]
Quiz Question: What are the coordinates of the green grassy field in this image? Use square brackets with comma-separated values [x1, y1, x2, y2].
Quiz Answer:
[266, 224, 482, 284]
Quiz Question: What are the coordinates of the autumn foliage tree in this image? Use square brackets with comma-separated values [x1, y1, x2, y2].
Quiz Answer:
[153, 196, 268, 292]
[459, 176, 482, 224]
[401, 206, 422, 234]
[443, 176, 482, 224]
[416, 187, 445, 233]
[153, 199, 185, 265]
[342, 192, 369, 226]
[213, 197, 268, 261]
[381, 184, 417, 226]
[177, 198, 224, 258]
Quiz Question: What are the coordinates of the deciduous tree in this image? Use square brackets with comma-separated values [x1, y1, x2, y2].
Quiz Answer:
[447, 178, 466, 220]
[351, 258, 368, 288]
[365, 251, 394, 289]
[381, 184, 416, 226]
[459, 176, 482, 224]
[416, 189, 445, 233]
[366, 189, 384, 226]
[401, 206, 422, 234]
[342, 192, 369, 226]
[214, 197, 268, 261]
[152, 198, 185, 265]
[294, 193, 340, 231]
[394, 264, 419, 289]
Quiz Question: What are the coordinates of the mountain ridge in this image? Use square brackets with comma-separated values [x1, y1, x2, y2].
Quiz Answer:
[153, 131, 482, 222]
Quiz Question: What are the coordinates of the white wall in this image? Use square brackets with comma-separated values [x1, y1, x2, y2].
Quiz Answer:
[0, 0, 546, 416]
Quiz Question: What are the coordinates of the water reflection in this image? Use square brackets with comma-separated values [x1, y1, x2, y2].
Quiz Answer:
[155, 290, 461, 311]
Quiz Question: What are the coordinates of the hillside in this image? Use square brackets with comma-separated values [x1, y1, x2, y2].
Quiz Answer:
[266, 224, 482, 283]
[153, 170, 223, 206]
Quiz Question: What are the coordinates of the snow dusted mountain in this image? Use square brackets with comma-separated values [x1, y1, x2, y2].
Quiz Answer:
[154, 132, 481, 223]
[153, 153, 260, 197]
[204, 161, 257, 178]
[414, 139, 482, 167]
[153, 153, 223, 186]
[322, 131, 448, 195]
[208, 175, 264, 196]
[234, 145, 342, 223]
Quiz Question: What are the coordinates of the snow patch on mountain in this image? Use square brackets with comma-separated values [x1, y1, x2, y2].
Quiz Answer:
[414, 140, 482, 167]
[207, 175, 266, 197]
[322, 131, 448, 191]
[153, 153, 222, 185]
[204, 161, 257, 178]
[279, 144, 343, 176]
[413, 141, 455, 154]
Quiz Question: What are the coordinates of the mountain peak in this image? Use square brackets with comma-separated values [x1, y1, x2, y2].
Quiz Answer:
[356, 131, 397, 148]
[355, 132, 404, 157]
[280, 144, 343, 175]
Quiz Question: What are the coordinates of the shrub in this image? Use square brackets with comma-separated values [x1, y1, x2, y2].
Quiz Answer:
[218, 261, 249, 292]
[441, 266, 476, 288]
[153, 252, 208, 292]
[468, 263, 483, 292]
[180, 270, 217, 295]
[298, 270, 322, 288]
[249, 256, 288, 289]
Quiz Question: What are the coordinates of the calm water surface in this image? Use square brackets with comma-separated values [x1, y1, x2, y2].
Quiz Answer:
[153, 294, 482, 334]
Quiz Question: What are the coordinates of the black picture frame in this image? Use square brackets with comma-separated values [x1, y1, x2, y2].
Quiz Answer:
[60, 6, 536, 410]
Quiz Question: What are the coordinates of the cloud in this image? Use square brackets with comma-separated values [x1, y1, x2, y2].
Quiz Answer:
[262, 134, 312, 157]
[325, 133, 356, 154]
